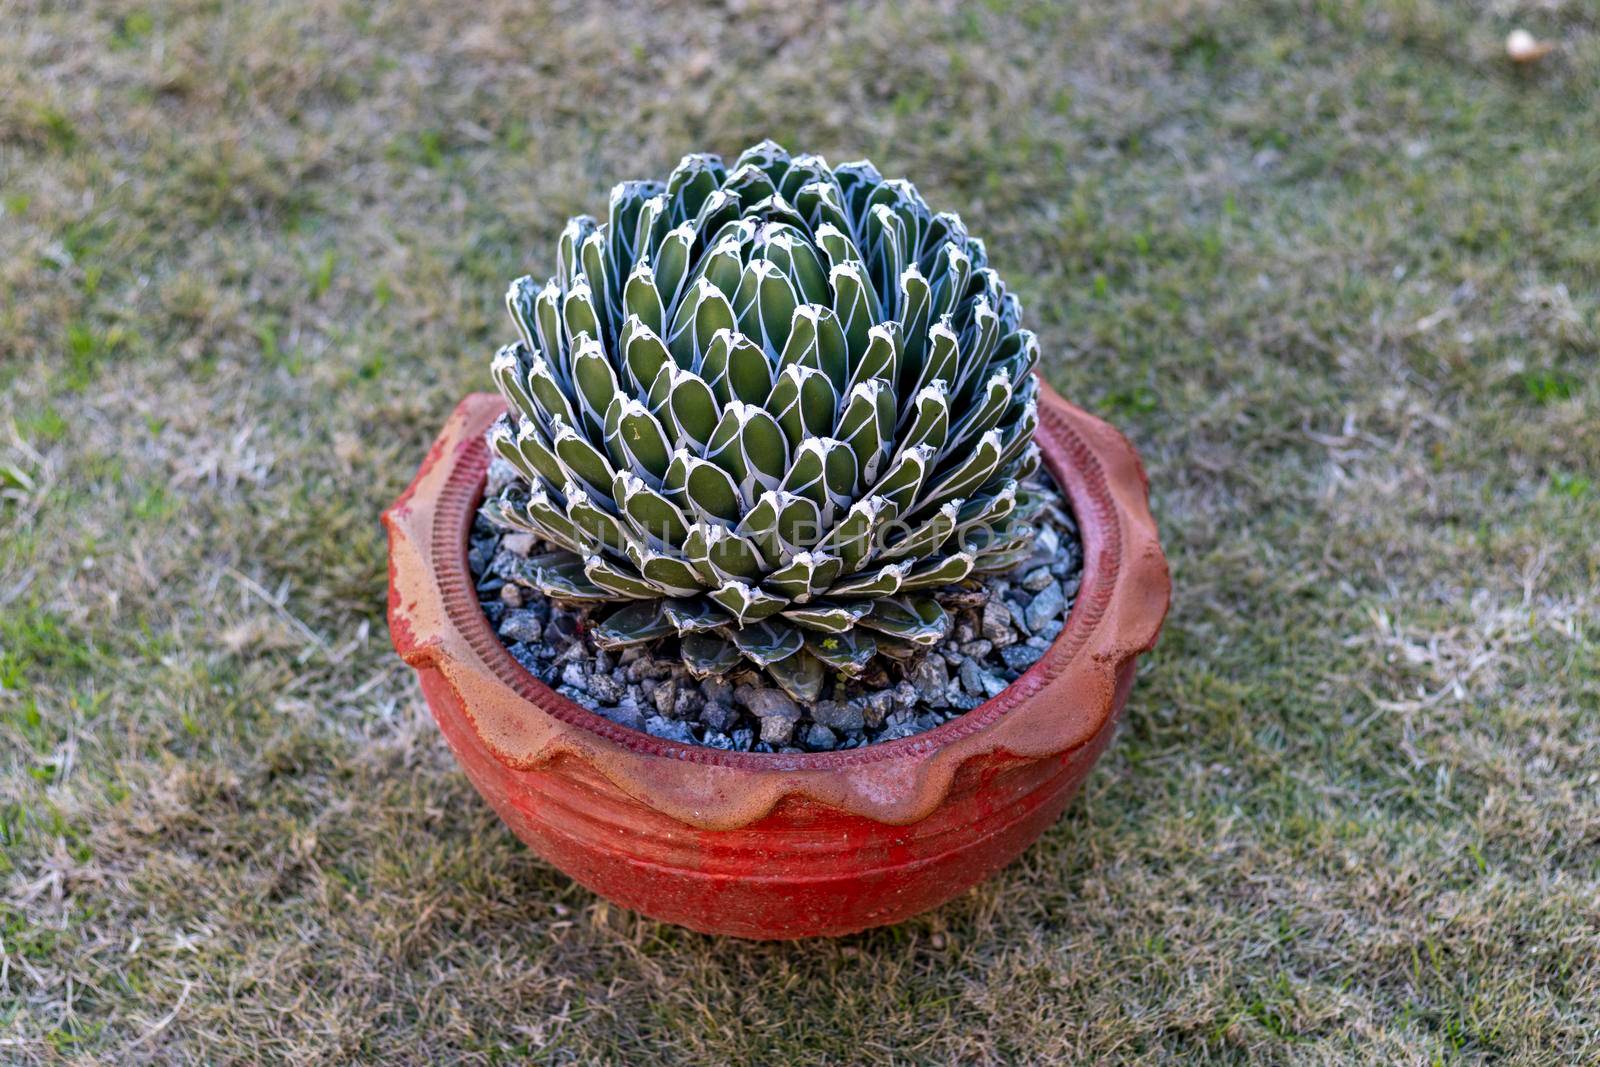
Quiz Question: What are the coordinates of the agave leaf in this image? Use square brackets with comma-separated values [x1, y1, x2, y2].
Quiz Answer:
[725, 616, 803, 665]
[898, 380, 951, 458]
[551, 419, 617, 502]
[580, 229, 617, 332]
[834, 379, 894, 489]
[972, 538, 1038, 574]
[813, 222, 869, 277]
[603, 396, 673, 485]
[925, 241, 972, 323]
[766, 364, 838, 451]
[623, 261, 665, 335]
[585, 554, 666, 598]
[665, 152, 727, 224]
[491, 343, 537, 423]
[607, 181, 665, 274]
[863, 203, 907, 316]
[524, 351, 579, 430]
[830, 262, 877, 366]
[570, 336, 620, 435]
[678, 631, 739, 678]
[704, 401, 788, 501]
[781, 437, 857, 517]
[780, 599, 873, 633]
[823, 494, 894, 575]
[858, 595, 949, 647]
[666, 278, 737, 369]
[504, 279, 541, 358]
[954, 481, 1017, 544]
[779, 304, 848, 389]
[624, 546, 703, 597]
[946, 368, 1012, 453]
[879, 500, 959, 561]
[795, 181, 853, 237]
[531, 553, 615, 602]
[555, 215, 597, 294]
[684, 522, 767, 583]
[724, 162, 780, 210]
[733, 139, 791, 184]
[709, 581, 789, 626]
[915, 429, 1003, 515]
[776, 152, 834, 201]
[731, 259, 798, 358]
[565, 484, 635, 557]
[662, 364, 720, 451]
[487, 417, 557, 489]
[533, 281, 565, 377]
[613, 471, 690, 546]
[829, 560, 911, 598]
[961, 294, 1002, 370]
[617, 317, 672, 395]
[846, 322, 901, 395]
[735, 489, 816, 562]
[766, 647, 826, 701]
[900, 552, 975, 591]
[631, 193, 670, 268]
[744, 193, 812, 234]
[562, 277, 603, 348]
[694, 231, 746, 303]
[871, 444, 933, 516]
[662, 598, 734, 634]
[762, 551, 843, 603]
[592, 600, 674, 648]
[693, 190, 742, 253]
[652, 223, 697, 314]
[804, 629, 877, 676]
[833, 158, 885, 222]
[907, 316, 959, 402]
[700, 329, 772, 407]
[897, 264, 932, 366]
[517, 482, 590, 553]
[663, 451, 742, 524]
[990, 328, 1040, 386]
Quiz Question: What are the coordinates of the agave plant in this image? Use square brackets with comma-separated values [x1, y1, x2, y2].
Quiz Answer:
[483, 140, 1045, 701]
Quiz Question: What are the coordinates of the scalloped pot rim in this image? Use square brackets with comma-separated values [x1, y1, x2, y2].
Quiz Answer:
[384, 380, 1169, 831]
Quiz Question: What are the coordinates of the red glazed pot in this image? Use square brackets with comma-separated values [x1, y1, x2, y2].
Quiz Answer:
[384, 382, 1168, 939]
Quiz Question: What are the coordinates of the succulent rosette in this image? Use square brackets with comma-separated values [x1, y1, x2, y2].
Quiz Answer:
[483, 140, 1045, 699]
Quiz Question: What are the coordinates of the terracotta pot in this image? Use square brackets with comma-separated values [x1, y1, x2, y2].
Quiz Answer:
[385, 382, 1168, 939]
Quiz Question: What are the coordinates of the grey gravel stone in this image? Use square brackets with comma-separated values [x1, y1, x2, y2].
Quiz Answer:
[759, 715, 796, 745]
[739, 686, 801, 722]
[908, 655, 950, 707]
[1021, 566, 1055, 592]
[497, 609, 543, 643]
[980, 598, 1016, 647]
[500, 532, 537, 557]
[701, 677, 734, 705]
[811, 699, 865, 732]
[556, 684, 596, 710]
[1001, 643, 1046, 673]
[802, 723, 837, 750]
[644, 715, 696, 743]
[959, 658, 1008, 699]
[586, 671, 624, 703]
[599, 703, 645, 731]
[1025, 583, 1066, 633]
[559, 662, 588, 692]
[697, 700, 735, 732]
[959, 638, 994, 659]
[861, 689, 895, 728]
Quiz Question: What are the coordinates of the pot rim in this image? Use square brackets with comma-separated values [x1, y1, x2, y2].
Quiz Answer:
[385, 378, 1169, 829]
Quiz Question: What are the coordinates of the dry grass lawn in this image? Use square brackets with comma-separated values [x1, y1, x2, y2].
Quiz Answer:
[2, 0, 1597, 1062]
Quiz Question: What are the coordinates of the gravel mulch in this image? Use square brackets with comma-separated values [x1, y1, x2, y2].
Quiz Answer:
[468, 460, 1083, 752]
